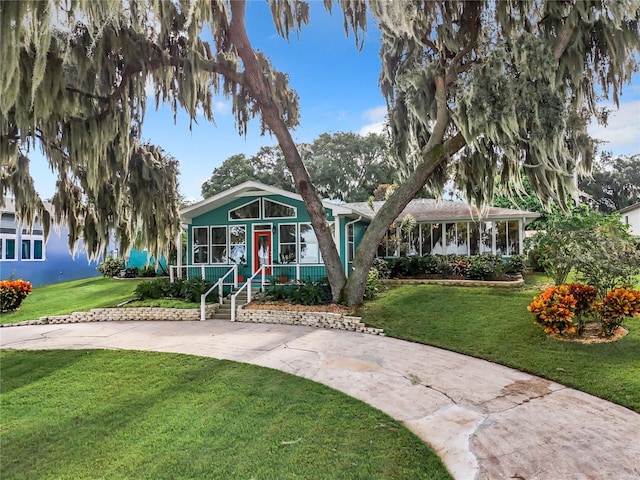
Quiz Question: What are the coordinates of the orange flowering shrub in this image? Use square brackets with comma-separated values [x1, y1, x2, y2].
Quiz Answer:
[527, 285, 578, 334]
[594, 288, 640, 337]
[0, 279, 33, 312]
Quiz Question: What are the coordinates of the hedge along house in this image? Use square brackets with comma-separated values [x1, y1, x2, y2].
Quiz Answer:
[174, 181, 539, 286]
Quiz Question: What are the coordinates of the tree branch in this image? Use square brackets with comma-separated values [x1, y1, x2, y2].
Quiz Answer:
[554, 24, 576, 61]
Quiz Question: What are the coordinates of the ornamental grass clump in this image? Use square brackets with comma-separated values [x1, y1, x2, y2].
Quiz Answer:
[527, 285, 578, 334]
[595, 288, 640, 337]
[0, 279, 33, 312]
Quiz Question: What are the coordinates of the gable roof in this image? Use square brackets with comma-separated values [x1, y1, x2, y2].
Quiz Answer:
[343, 198, 540, 223]
[180, 181, 353, 222]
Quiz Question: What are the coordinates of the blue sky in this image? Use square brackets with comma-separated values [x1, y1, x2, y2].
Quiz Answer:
[30, 2, 640, 202]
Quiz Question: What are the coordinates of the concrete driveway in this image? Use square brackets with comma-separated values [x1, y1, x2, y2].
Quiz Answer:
[1, 320, 639, 479]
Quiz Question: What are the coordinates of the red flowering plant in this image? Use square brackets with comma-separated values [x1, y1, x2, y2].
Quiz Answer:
[527, 285, 578, 335]
[594, 288, 640, 337]
[0, 279, 33, 312]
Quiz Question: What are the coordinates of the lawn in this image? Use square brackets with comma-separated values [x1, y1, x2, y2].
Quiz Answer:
[0, 276, 145, 325]
[0, 349, 451, 480]
[359, 276, 640, 413]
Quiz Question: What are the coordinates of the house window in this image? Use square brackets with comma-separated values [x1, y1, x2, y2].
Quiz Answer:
[264, 199, 296, 219]
[229, 225, 246, 264]
[1, 214, 17, 261]
[210, 226, 227, 263]
[20, 228, 45, 261]
[377, 228, 394, 257]
[455, 222, 469, 255]
[299, 223, 320, 264]
[347, 224, 355, 262]
[279, 224, 297, 263]
[229, 200, 260, 220]
[400, 223, 419, 256]
[193, 227, 209, 264]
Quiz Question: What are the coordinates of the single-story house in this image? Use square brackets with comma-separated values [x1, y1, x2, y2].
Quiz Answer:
[617, 202, 640, 236]
[174, 181, 539, 283]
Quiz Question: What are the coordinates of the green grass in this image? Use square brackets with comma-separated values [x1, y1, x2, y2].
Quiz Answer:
[0, 350, 451, 480]
[1, 277, 145, 324]
[359, 276, 640, 413]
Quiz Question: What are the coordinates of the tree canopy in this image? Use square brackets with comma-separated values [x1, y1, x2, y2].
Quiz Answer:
[579, 153, 640, 213]
[1, 0, 639, 305]
[201, 132, 395, 202]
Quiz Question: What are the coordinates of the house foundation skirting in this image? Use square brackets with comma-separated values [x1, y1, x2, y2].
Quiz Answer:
[235, 307, 384, 335]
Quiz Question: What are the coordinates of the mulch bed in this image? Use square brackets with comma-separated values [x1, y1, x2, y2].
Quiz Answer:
[549, 322, 629, 344]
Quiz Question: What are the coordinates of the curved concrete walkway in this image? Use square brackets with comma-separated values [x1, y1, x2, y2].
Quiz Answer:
[1, 320, 639, 480]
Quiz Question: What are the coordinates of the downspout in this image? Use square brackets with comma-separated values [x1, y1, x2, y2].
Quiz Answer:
[343, 216, 362, 277]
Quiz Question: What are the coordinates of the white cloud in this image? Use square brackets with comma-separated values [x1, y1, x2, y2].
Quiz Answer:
[359, 105, 387, 136]
[588, 100, 640, 155]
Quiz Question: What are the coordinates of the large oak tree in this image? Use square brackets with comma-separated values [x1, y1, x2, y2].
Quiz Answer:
[1, 1, 639, 305]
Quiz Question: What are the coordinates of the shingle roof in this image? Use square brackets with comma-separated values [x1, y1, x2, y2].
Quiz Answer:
[343, 198, 540, 223]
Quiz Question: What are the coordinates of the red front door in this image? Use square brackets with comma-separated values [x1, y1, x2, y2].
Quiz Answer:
[253, 230, 272, 274]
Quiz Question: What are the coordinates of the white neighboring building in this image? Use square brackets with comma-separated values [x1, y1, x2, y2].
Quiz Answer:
[618, 202, 640, 236]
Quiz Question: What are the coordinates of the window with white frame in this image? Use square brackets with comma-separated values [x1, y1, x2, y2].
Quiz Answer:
[1, 213, 17, 261]
[229, 200, 260, 220]
[279, 224, 297, 263]
[20, 228, 45, 261]
[347, 224, 355, 262]
[229, 225, 246, 264]
[192, 227, 209, 264]
[264, 199, 296, 219]
[210, 226, 227, 263]
[299, 223, 320, 263]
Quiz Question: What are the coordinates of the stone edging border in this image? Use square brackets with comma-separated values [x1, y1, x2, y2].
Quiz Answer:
[236, 306, 384, 335]
[1, 306, 383, 335]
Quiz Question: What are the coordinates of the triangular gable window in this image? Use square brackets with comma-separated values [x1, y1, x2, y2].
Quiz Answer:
[229, 200, 260, 220]
[264, 199, 296, 219]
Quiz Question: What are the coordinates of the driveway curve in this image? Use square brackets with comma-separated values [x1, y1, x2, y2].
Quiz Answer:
[1, 320, 639, 480]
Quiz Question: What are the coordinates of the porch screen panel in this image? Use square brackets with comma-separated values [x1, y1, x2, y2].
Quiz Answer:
[420, 224, 432, 255]
[456, 222, 469, 255]
[299, 223, 320, 263]
[279, 224, 297, 263]
[481, 222, 493, 254]
[229, 226, 246, 264]
[377, 229, 393, 257]
[193, 227, 209, 264]
[469, 222, 480, 255]
[210, 227, 226, 263]
[432, 224, 445, 254]
[508, 221, 520, 255]
[401, 224, 419, 256]
[495, 221, 507, 256]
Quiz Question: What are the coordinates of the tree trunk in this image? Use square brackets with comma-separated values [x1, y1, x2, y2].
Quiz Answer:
[343, 134, 467, 305]
[228, 1, 347, 301]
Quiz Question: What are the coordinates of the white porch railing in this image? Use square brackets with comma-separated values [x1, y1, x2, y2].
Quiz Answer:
[230, 266, 267, 322]
[199, 265, 237, 321]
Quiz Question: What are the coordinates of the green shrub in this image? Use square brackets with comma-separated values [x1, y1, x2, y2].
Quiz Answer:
[181, 277, 215, 303]
[371, 258, 391, 279]
[134, 280, 164, 300]
[390, 257, 413, 278]
[139, 264, 158, 277]
[290, 279, 329, 305]
[418, 254, 439, 274]
[506, 254, 527, 274]
[265, 284, 293, 301]
[121, 266, 139, 278]
[97, 256, 125, 277]
[364, 268, 382, 300]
